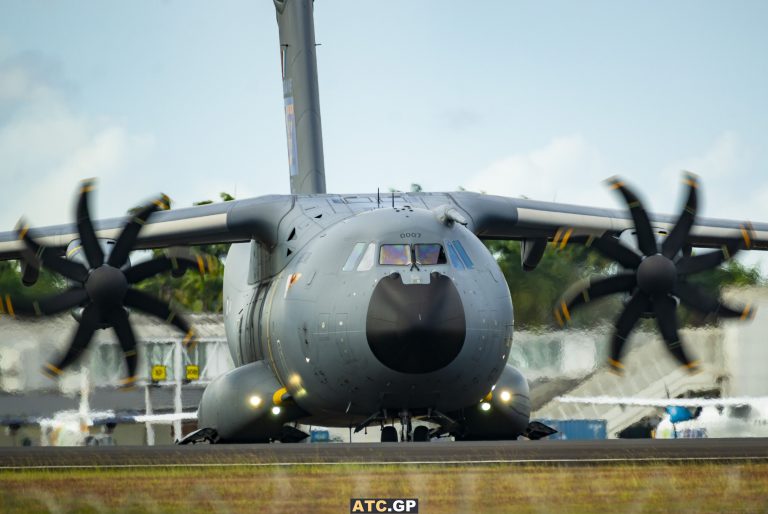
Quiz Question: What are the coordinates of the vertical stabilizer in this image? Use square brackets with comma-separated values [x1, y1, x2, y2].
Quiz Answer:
[274, 0, 327, 194]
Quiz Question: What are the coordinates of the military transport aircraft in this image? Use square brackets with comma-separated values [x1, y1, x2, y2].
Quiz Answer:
[0, 0, 766, 443]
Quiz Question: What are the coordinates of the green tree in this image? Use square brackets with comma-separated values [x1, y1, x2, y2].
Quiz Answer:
[0, 262, 65, 302]
[486, 240, 614, 329]
[134, 192, 235, 313]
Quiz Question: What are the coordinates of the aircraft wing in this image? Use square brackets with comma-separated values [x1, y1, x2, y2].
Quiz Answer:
[0, 195, 293, 261]
[1, 186, 767, 264]
[449, 191, 768, 250]
[556, 395, 767, 408]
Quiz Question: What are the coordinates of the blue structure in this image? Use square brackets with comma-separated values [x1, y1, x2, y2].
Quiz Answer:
[536, 419, 607, 440]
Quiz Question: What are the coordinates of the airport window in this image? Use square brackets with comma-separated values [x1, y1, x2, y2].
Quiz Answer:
[452, 240, 474, 269]
[379, 244, 411, 265]
[413, 244, 446, 265]
[343, 242, 367, 271]
[357, 243, 376, 271]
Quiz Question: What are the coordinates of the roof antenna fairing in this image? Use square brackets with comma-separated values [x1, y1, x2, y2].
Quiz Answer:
[274, 0, 327, 195]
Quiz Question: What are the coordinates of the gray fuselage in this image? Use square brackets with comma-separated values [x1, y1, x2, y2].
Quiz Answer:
[223, 206, 514, 426]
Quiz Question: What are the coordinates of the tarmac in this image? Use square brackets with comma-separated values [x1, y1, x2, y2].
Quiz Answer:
[0, 438, 766, 469]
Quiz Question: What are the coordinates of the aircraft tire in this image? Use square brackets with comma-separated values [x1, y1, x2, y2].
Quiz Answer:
[413, 426, 430, 442]
[381, 426, 398, 442]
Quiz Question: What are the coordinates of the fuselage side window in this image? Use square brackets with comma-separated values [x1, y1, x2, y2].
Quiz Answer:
[343, 242, 367, 271]
[379, 244, 411, 265]
[414, 244, 446, 265]
[357, 243, 376, 271]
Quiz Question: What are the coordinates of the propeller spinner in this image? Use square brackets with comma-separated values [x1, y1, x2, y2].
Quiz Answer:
[554, 173, 755, 374]
[5, 180, 215, 387]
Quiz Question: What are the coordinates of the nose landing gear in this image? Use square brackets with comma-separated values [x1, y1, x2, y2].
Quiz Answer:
[399, 410, 412, 442]
[378, 410, 416, 442]
[373, 409, 435, 442]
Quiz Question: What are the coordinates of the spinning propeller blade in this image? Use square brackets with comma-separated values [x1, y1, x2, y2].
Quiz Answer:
[3, 181, 210, 384]
[76, 179, 105, 268]
[556, 173, 754, 373]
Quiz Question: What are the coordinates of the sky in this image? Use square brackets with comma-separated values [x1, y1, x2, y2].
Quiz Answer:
[1, 0, 768, 270]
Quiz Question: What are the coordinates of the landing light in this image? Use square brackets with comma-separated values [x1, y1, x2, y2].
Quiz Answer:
[480, 402, 491, 412]
[271, 406, 282, 415]
[500, 390, 512, 403]
[249, 395, 262, 408]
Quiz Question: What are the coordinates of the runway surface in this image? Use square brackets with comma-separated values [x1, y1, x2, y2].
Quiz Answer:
[0, 438, 767, 469]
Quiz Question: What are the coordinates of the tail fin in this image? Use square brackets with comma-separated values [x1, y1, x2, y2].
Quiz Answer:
[274, 0, 327, 194]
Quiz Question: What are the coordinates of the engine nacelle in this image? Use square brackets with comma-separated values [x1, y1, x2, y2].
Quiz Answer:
[197, 361, 307, 443]
[450, 364, 531, 440]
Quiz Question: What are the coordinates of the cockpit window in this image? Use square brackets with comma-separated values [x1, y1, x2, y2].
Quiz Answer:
[446, 241, 464, 269]
[452, 240, 474, 269]
[343, 242, 367, 271]
[357, 243, 375, 271]
[446, 240, 474, 269]
[379, 244, 411, 265]
[413, 244, 446, 265]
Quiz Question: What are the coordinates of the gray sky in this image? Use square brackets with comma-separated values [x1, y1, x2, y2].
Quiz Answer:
[2, 1, 768, 270]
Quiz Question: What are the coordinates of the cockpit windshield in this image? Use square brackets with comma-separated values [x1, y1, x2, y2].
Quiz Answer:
[378, 243, 447, 266]
[379, 244, 411, 265]
[343, 242, 368, 271]
[413, 244, 446, 265]
[342, 242, 376, 271]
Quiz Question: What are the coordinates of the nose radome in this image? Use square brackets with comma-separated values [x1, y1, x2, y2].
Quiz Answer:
[366, 272, 466, 374]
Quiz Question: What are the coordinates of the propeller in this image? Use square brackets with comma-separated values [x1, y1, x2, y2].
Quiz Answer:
[554, 172, 755, 374]
[3, 180, 215, 387]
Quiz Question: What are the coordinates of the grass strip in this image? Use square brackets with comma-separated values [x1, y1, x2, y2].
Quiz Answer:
[1, 461, 767, 513]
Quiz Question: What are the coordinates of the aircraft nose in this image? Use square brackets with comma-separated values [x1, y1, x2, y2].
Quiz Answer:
[366, 272, 466, 373]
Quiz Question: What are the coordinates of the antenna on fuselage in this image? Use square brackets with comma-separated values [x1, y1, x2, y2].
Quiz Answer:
[274, 0, 327, 194]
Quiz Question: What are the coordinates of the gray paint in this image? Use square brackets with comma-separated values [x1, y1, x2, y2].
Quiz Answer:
[451, 364, 530, 440]
[274, 0, 326, 194]
[197, 360, 307, 443]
